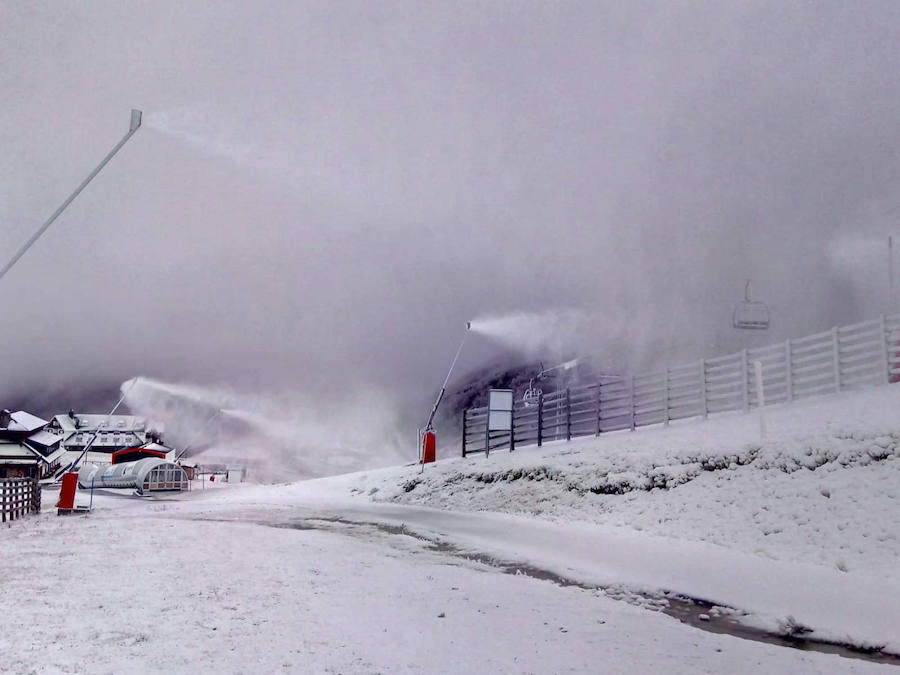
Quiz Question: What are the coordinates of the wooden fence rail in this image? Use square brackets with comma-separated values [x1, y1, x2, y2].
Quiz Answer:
[0, 477, 41, 523]
[463, 313, 900, 456]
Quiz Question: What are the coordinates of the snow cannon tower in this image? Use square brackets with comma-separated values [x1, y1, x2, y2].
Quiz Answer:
[56, 472, 79, 515]
[421, 322, 471, 464]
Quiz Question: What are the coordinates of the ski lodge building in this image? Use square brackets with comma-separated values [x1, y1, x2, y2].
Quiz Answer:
[0, 409, 65, 479]
[47, 412, 162, 455]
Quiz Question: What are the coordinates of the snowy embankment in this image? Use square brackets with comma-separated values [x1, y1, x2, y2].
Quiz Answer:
[364, 385, 900, 581]
[285, 384, 900, 653]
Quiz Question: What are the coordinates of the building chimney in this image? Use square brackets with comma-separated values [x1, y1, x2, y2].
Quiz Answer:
[0, 409, 11, 429]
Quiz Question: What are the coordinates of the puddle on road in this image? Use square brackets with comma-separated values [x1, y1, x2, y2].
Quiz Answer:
[190, 512, 900, 667]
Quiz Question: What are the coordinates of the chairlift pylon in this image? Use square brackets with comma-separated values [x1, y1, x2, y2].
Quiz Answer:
[733, 279, 770, 330]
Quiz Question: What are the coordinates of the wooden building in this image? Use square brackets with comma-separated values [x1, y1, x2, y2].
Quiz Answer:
[0, 409, 65, 479]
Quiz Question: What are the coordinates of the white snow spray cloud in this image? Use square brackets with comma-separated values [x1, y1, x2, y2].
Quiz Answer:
[145, 106, 329, 199]
[469, 309, 590, 361]
[122, 377, 409, 482]
[147, 107, 285, 182]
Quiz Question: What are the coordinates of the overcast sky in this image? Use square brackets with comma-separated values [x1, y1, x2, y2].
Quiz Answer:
[3, 1, 900, 457]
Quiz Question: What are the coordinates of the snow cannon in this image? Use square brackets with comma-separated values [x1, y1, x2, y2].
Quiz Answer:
[421, 322, 471, 464]
[56, 472, 78, 515]
[421, 430, 436, 464]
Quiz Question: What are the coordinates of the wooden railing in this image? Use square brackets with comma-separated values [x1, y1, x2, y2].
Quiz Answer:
[463, 313, 900, 456]
[0, 477, 41, 522]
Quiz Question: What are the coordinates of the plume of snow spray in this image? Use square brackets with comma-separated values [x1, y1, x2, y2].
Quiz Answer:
[468, 308, 589, 359]
[122, 377, 407, 482]
[146, 107, 303, 193]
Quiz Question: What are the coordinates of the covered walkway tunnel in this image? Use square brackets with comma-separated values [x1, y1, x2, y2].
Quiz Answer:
[78, 457, 189, 495]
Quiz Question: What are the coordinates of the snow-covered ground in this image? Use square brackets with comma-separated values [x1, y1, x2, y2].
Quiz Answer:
[372, 385, 900, 584]
[2, 384, 900, 673]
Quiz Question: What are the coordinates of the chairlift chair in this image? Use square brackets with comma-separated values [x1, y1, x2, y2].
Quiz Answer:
[733, 279, 770, 330]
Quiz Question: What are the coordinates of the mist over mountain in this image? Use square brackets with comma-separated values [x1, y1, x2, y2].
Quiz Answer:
[3, 2, 900, 470]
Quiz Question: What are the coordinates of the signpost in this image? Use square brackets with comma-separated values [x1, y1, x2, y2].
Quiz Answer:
[485, 389, 513, 457]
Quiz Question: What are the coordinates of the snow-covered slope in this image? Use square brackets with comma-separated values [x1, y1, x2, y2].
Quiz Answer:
[4, 382, 900, 672]
[354, 384, 900, 582]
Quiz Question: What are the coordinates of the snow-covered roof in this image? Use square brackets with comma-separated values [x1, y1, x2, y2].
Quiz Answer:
[9, 411, 49, 433]
[25, 430, 62, 449]
[0, 437, 64, 465]
[52, 415, 78, 433]
[24, 443, 66, 465]
[60, 432, 145, 451]
[0, 442, 34, 460]
[63, 414, 149, 431]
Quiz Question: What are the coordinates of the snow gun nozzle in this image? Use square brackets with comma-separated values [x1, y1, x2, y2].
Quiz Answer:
[466, 321, 471, 331]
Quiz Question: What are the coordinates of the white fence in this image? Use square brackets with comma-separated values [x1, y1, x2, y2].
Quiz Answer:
[463, 313, 900, 454]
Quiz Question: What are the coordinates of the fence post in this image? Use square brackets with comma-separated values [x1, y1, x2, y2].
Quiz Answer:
[785, 339, 793, 402]
[741, 349, 750, 412]
[663, 368, 670, 426]
[509, 397, 515, 452]
[832, 326, 841, 393]
[537, 392, 544, 447]
[754, 360, 767, 440]
[484, 412, 490, 458]
[881, 314, 891, 384]
[595, 383, 603, 436]
[630, 375, 636, 431]
[31, 477, 40, 513]
[461, 410, 467, 457]
[565, 388, 571, 441]
[699, 359, 708, 419]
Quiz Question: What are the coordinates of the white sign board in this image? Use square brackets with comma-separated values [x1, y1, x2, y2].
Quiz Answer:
[488, 389, 513, 431]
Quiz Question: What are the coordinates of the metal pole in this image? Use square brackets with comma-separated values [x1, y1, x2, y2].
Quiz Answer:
[0, 110, 142, 283]
[424, 323, 470, 432]
[418, 427, 424, 474]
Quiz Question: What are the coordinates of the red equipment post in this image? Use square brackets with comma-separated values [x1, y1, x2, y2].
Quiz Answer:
[421, 430, 436, 464]
[57, 472, 78, 514]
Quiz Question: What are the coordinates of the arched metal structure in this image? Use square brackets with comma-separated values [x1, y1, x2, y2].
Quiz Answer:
[78, 457, 189, 495]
